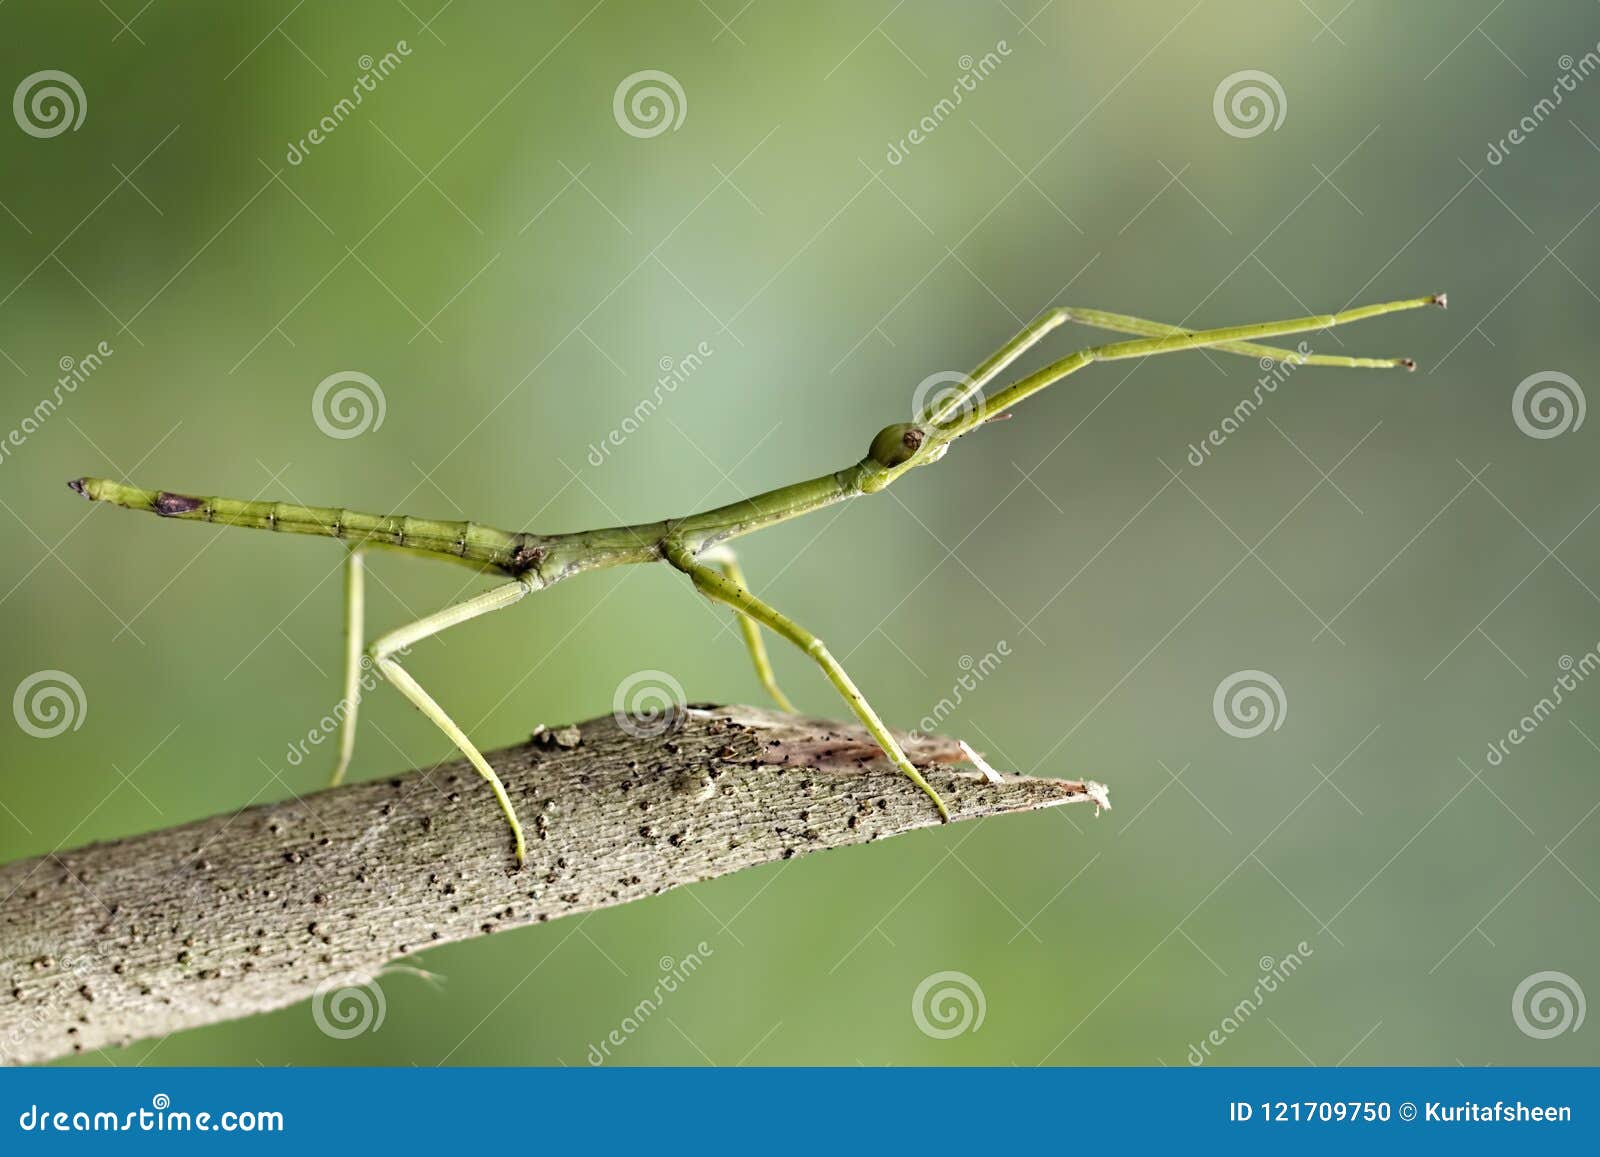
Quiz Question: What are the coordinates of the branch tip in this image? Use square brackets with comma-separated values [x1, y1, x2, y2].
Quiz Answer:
[0, 703, 1109, 1064]
[1084, 780, 1111, 815]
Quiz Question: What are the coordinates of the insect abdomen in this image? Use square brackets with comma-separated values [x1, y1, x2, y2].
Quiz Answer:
[69, 477, 531, 573]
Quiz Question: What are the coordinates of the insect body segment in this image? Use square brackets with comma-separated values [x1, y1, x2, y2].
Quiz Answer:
[68, 477, 547, 578]
[71, 294, 1443, 865]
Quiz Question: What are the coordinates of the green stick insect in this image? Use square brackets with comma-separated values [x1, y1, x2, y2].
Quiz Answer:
[71, 294, 1443, 866]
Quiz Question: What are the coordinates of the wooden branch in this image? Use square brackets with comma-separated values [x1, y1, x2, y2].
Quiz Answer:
[0, 704, 1106, 1066]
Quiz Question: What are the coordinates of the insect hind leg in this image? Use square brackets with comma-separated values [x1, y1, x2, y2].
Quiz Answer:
[367, 579, 533, 865]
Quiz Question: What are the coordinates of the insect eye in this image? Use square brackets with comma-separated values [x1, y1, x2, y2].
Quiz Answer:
[867, 423, 926, 468]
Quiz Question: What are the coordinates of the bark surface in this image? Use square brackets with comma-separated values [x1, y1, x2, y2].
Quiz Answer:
[0, 704, 1106, 1066]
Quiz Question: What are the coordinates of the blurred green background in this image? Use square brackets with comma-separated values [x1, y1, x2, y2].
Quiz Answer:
[2, 0, 1597, 1066]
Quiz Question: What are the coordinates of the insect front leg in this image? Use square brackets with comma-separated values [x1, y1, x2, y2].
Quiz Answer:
[1049, 305, 1415, 369]
[966, 294, 1444, 429]
[921, 309, 1074, 427]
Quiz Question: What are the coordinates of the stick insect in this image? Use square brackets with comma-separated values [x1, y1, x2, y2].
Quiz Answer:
[71, 294, 1443, 866]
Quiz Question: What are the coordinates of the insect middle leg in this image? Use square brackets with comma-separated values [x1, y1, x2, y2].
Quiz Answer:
[367, 579, 534, 865]
[665, 541, 950, 822]
[698, 545, 797, 713]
